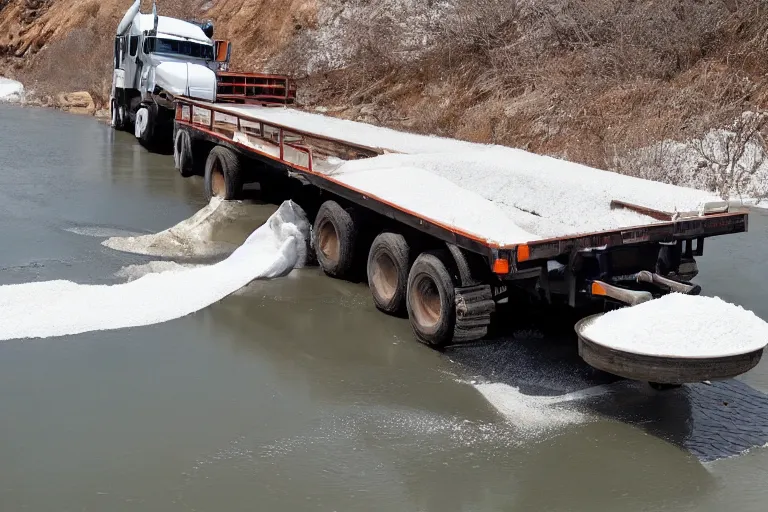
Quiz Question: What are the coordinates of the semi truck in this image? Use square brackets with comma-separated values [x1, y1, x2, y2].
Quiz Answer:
[111, 0, 295, 148]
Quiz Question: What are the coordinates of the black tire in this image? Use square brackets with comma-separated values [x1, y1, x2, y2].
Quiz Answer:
[174, 129, 194, 177]
[313, 200, 358, 279]
[135, 105, 155, 145]
[406, 251, 456, 348]
[367, 232, 410, 315]
[111, 100, 126, 131]
[204, 146, 244, 200]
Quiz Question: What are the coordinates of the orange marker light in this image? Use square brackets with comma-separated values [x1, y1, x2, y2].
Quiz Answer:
[591, 282, 608, 296]
[492, 258, 510, 275]
[517, 245, 530, 262]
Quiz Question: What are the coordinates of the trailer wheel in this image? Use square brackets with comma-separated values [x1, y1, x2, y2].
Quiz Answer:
[174, 129, 194, 177]
[407, 251, 456, 348]
[204, 146, 244, 200]
[314, 200, 358, 278]
[367, 232, 410, 315]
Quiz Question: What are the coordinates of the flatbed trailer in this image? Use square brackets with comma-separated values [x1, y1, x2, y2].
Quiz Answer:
[172, 96, 749, 354]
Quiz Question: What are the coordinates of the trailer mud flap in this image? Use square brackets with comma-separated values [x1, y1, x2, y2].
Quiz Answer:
[453, 285, 494, 343]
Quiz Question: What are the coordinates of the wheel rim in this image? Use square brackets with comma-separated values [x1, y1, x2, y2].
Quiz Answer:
[411, 273, 442, 329]
[211, 159, 226, 197]
[318, 220, 339, 263]
[372, 252, 398, 301]
[135, 108, 148, 138]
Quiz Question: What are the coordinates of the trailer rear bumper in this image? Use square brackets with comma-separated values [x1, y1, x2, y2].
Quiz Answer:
[505, 210, 747, 268]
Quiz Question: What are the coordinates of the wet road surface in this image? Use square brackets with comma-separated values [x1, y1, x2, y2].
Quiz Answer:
[2, 104, 768, 511]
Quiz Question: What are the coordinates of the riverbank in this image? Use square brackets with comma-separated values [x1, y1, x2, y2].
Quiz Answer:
[1, 76, 109, 119]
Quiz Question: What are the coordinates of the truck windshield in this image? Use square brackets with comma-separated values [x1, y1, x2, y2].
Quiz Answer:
[143, 37, 214, 60]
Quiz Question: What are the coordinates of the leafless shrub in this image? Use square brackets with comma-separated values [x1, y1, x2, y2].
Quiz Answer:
[612, 139, 690, 187]
[694, 111, 768, 201]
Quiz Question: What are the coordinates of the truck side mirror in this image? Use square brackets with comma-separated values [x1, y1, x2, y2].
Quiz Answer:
[214, 40, 231, 63]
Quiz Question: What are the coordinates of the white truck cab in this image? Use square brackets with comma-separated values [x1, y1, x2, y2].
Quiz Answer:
[111, 0, 231, 146]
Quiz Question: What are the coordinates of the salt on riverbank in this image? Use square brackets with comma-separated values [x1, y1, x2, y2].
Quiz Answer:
[0, 77, 24, 102]
[0, 200, 309, 342]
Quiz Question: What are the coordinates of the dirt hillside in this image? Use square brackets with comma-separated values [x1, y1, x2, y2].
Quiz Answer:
[1, 0, 767, 197]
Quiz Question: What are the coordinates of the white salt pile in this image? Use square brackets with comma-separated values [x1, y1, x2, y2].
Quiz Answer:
[581, 294, 768, 358]
[103, 198, 269, 259]
[333, 150, 714, 240]
[0, 201, 309, 341]
[0, 77, 24, 103]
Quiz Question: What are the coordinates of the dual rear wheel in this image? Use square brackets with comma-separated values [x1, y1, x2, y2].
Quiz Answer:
[313, 200, 466, 348]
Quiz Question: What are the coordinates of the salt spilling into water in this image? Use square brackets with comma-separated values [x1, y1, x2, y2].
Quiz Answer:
[0, 200, 309, 341]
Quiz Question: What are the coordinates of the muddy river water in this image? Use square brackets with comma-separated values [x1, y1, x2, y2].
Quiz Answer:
[1, 104, 768, 511]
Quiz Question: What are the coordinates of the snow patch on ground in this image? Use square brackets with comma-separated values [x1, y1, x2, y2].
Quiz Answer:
[582, 294, 768, 358]
[620, 120, 768, 203]
[0, 201, 309, 342]
[0, 77, 24, 103]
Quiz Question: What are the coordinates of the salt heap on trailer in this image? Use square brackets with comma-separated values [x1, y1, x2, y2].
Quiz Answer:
[218, 103, 726, 246]
[582, 294, 768, 358]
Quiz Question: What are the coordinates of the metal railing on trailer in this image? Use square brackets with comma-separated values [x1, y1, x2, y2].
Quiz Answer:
[215, 72, 297, 105]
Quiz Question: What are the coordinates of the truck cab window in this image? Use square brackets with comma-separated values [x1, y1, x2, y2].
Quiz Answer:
[129, 36, 139, 57]
[142, 37, 214, 60]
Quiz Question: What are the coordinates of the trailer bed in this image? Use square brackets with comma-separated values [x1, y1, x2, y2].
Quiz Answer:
[174, 98, 748, 265]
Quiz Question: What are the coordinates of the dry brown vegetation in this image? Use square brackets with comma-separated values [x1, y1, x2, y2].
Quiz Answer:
[273, 0, 768, 174]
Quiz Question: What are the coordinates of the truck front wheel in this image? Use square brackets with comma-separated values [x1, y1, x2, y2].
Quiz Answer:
[204, 146, 243, 200]
[313, 200, 359, 279]
[367, 232, 410, 315]
[134, 106, 154, 145]
[407, 251, 456, 348]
